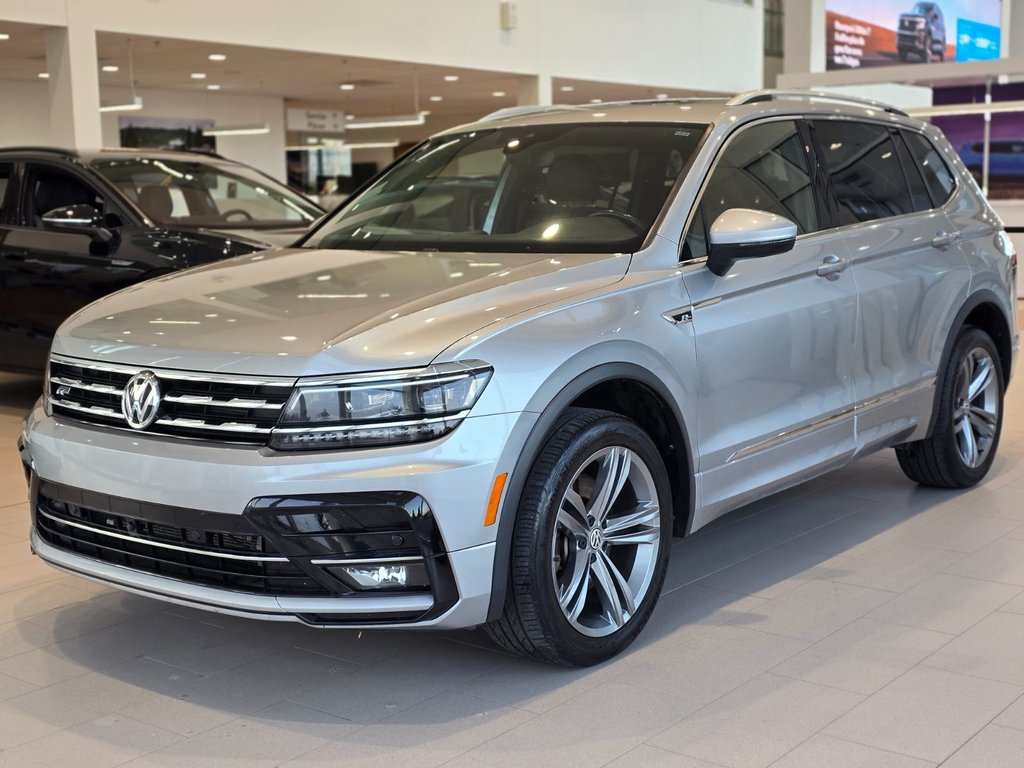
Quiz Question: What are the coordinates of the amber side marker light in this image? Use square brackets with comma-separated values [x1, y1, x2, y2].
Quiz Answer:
[485, 473, 509, 526]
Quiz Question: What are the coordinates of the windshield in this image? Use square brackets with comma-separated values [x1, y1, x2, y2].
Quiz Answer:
[304, 123, 705, 253]
[92, 157, 323, 228]
[912, 3, 934, 14]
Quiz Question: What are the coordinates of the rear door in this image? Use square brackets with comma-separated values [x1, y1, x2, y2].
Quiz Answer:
[810, 119, 972, 452]
[680, 118, 860, 526]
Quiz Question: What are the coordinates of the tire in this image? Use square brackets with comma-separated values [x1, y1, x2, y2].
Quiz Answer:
[896, 327, 1004, 488]
[898, 50, 908, 61]
[485, 408, 672, 666]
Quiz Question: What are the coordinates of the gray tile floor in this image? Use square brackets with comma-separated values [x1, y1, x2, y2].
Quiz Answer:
[2, 360, 1024, 768]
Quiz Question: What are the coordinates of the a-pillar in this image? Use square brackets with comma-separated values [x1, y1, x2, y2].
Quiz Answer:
[517, 73, 553, 106]
[44, 17, 102, 149]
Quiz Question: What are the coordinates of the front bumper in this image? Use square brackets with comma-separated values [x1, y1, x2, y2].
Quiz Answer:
[21, 403, 536, 629]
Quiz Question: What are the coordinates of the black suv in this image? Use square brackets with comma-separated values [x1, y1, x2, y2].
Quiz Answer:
[0, 147, 323, 372]
[897, 2, 946, 62]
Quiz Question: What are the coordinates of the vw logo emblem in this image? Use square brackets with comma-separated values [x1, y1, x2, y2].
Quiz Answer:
[588, 527, 604, 551]
[121, 371, 161, 430]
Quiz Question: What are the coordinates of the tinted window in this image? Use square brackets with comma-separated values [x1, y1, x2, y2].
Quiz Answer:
[812, 120, 914, 225]
[894, 133, 932, 211]
[307, 124, 705, 254]
[903, 130, 955, 206]
[684, 120, 816, 259]
[0, 163, 11, 220]
[25, 166, 105, 228]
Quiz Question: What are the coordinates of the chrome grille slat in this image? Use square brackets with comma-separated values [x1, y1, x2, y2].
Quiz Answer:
[162, 394, 285, 410]
[48, 355, 295, 445]
[50, 377, 125, 396]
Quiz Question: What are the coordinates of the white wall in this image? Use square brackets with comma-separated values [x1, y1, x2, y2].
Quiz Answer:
[0, 79, 54, 145]
[0, 0, 764, 92]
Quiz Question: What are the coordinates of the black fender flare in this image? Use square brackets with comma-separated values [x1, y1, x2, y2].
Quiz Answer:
[484, 362, 695, 623]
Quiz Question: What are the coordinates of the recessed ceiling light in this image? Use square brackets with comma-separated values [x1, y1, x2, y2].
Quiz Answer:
[37, 72, 49, 79]
[339, 83, 355, 91]
[191, 72, 206, 80]
[429, 95, 443, 102]
[101, 64, 119, 73]
[345, 114, 355, 120]
[208, 53, 227, 61]
[560, 85, 574, 92]
[0, 33, 9, 41]
[207, 84, 221, 90]
[444, 75, 459, 82]
[492, 91, 506, 97]
[590, 98, 602, 103]
[655, 93, 669, 99]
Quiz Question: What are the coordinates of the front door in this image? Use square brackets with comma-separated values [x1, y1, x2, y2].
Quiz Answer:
[0, 163, 145, 371]
[679, 119, 860, 527]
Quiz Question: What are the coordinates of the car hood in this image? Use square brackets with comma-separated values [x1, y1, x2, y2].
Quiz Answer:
[54, 248, 629, 376]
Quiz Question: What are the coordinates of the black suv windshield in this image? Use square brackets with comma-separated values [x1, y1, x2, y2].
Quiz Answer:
[305, 123, 705, 253]
[92, 157, 322, 228]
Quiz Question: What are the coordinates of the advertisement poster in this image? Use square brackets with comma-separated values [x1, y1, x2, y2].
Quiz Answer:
[826, 0, 1001, 70]
[932, 83, 1024, 199]
[118, 116, 217, 153]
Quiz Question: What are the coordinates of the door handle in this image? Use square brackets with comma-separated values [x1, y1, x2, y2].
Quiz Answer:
[816, 254, 848, 280]
[932, 230, 961, 250]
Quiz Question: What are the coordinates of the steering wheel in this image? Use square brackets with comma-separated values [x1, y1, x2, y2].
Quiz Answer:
[588, 210, 646, 234]
[221, 208, 255, 222]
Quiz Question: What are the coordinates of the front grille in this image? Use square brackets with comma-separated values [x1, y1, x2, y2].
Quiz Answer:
[48, 355, 295, 444]
[34, 485, 331, 597]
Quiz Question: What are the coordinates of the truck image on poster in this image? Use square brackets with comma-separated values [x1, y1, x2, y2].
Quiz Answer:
[826, 0, 1001, 69]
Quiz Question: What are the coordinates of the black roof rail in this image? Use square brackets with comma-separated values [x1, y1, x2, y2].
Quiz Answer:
[0, 146, 79, 157]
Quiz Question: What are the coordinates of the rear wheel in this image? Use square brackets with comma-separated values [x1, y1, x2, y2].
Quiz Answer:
[486, 408, 671, 666]
[896, 327, 1004, 488]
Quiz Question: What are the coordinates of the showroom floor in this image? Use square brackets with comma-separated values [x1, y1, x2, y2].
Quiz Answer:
[2, 366, 1024, 768]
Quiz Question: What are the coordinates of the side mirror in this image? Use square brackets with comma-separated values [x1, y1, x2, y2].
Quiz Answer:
[706, 208, 798, 277]
[41, 204, 103, 230]
[41, 204, 117, 249]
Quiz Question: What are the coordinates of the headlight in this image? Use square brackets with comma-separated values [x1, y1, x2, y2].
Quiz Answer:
[269, 360, 492, 451]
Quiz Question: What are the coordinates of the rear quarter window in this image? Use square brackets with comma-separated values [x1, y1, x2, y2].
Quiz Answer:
[902, 130, 956, 207]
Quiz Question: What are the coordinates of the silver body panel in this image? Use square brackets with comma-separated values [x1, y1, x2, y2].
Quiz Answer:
[22, 94, 1019, 628]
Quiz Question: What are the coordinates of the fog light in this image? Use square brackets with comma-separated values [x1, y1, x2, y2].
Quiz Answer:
[327, 561, 431, 591]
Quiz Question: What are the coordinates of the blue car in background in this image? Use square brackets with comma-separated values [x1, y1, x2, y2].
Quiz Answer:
[960, 140, 1024, 181]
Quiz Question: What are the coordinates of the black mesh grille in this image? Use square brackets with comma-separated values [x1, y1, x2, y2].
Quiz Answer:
[35, 492, 331, 597]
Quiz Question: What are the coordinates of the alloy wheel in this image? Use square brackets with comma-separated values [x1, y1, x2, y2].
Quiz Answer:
[550, 446, 661, 638]
[953, 347, 1000, 469]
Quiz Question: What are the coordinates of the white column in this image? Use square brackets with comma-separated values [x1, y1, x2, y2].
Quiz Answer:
[44, 19, 102, 149]
[783, 0, 827, 76]
[517, 73, 553, 106]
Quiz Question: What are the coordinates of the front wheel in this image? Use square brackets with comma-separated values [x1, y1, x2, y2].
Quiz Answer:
[896, 327, 1004, 488]
[486, 409, 671, 666]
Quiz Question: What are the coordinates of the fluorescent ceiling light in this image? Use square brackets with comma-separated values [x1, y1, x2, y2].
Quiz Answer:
[429, 95, 443, 102]
[0, 33, 9, 41]
[208, 53, 227, 61]
[656, 93, 669, 99]
[492, 90, 506, 97]
[444, 74, 459, 82]
[286, 139, 400, 151]
[101, 64, 119, 73]
[340, 83, 355, 90]
[560, 85, 574, 92]
[100, 96, 144, 112]
[191, 72, 206, 80]
[345, 113, 426, 130]
[37, 72, 49, 79]
[907, 100, 1024, 118]
[207, 84, 221, 91]
[590, 98, 602, 103]
[202, 123, 270, 136]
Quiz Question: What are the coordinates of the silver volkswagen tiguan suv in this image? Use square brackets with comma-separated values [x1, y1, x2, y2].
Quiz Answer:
[19, 90, 1019, 665]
